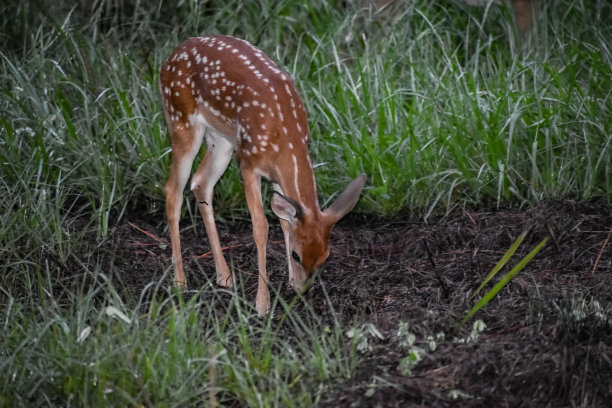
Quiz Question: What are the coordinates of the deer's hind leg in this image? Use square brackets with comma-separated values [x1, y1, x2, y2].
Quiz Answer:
[190, 128, 235, 287]
[165, 122, 205, 288]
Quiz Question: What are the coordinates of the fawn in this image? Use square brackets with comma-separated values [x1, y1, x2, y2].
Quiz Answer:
[160, 35, 366, 315]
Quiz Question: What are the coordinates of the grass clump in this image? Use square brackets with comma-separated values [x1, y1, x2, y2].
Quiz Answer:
[1, 269, 360, 406]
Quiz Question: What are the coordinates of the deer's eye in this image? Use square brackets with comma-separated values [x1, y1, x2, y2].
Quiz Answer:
[291, 250, 301, 265]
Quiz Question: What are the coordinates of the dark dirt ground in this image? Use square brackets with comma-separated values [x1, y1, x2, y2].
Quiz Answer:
[102, 200, 611, 407]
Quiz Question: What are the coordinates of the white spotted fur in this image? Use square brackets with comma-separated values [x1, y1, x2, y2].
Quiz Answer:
[160, 35, 366, 316]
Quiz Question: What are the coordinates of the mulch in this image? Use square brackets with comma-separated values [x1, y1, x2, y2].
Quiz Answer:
[98, 199, 612, 407]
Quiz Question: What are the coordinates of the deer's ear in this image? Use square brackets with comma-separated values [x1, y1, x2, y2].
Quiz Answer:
[324, 174, 367, 223]
[271, 192, 303, 222]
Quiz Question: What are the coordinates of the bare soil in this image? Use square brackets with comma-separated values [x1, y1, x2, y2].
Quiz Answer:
[101, 200, 612, 407]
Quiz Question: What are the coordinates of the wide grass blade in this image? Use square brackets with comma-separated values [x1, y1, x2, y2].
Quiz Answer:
[468, 227, 530, 301]
[462, 237, 548, 324]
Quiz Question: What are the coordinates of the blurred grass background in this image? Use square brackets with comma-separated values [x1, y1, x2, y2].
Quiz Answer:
[2, 0, 609, 229]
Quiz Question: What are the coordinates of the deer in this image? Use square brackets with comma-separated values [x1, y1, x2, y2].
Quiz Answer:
[160, 35, 366, 316]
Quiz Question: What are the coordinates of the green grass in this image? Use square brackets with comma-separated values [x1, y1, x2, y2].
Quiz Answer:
[2, 0, 610, 223]
[1, 0, 611, 405]
[1, 268, 358, 406]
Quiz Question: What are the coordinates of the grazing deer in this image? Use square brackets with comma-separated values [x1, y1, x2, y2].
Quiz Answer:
[160, 35, 366, 316]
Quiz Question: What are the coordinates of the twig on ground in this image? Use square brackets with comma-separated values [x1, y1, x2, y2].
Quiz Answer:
[128, 222, 169, 244]
[196, 244, 243, 259]
[422, 238, 450, 299]
[592, 226, 612, 274]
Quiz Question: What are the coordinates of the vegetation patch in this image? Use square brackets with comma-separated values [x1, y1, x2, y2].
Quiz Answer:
[1, 0, 610, 406]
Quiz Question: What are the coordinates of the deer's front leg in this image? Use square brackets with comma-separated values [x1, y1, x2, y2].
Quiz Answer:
[241, 167, 270, 316]
[272, 184, 295, 289]
[278, 219, 295, 289]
